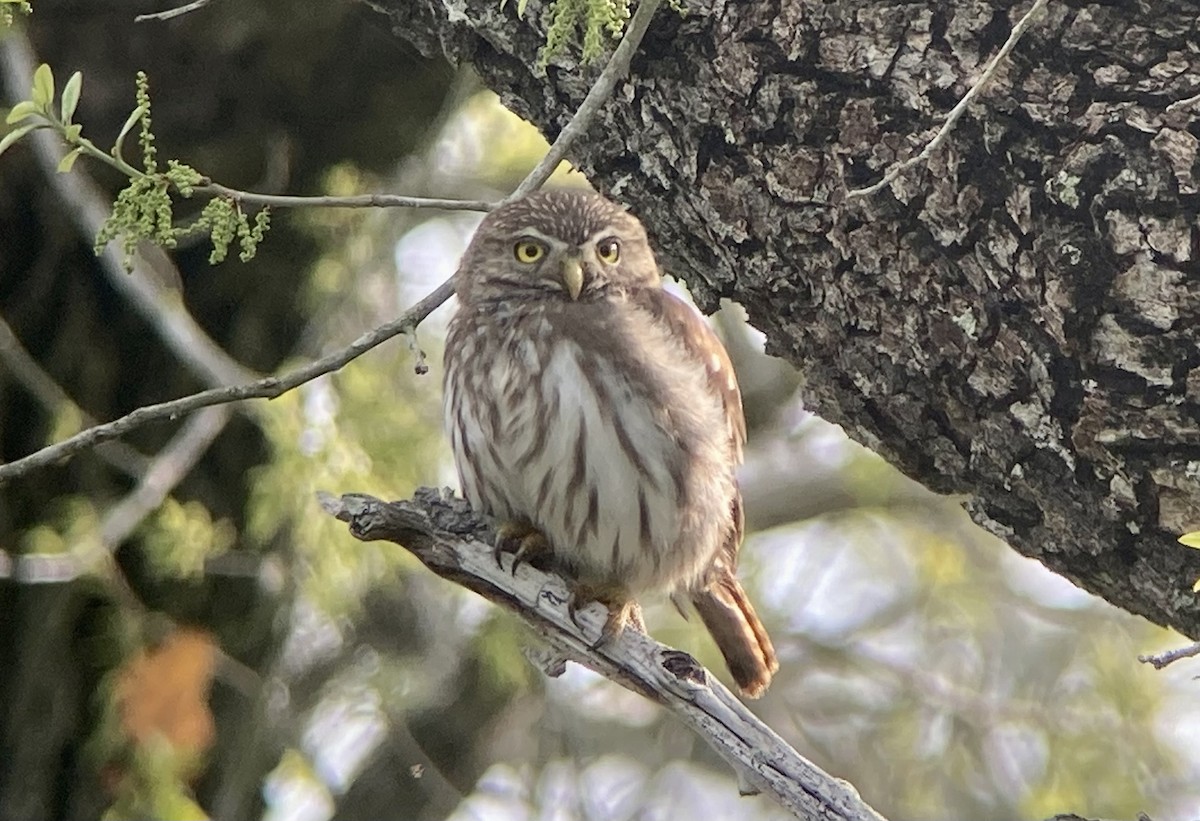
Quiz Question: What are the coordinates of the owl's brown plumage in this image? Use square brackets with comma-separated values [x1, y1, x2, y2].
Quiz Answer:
[443, 189, 778, 697]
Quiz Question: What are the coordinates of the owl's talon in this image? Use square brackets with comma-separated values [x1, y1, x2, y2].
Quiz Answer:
[565, 583, 642, 649]
[566, 594, 586, 630]
[494, 520, 551, 574]
[509, 532, 550, 576]
[590, 601, 643, 650]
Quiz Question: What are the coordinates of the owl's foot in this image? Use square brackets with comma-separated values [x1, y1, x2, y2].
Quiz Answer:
[566, 582, 645, 650]
[493, 519, 552, 575]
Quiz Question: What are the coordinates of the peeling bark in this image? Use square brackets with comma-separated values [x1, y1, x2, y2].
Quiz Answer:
[371, 0, 1200, 636]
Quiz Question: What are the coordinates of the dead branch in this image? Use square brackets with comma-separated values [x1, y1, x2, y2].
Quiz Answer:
[1138, 641, 1200, 670]
[320, 487, 890, 821]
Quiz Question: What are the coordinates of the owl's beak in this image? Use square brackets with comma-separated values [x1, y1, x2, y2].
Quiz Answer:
[560, 257, 584, 300]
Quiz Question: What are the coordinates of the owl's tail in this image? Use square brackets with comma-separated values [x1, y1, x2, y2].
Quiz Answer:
[691, 574, 778, 698]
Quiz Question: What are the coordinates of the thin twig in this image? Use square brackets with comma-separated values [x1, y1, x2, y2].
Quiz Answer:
[199, 182, 495, 212]
[405, 326, 429, 376]
[134, 0, 215, 22]
[0, 279, 455, 485]
[1138, 641, 1200, 670]
[322, 489, 890, 821]
[100, 405, 232, 548]
[0, 0, 666, 483]
[845, 0, 1048, 199]
[508, 0, 662, 200]
[0, 33, 259, 390]
[0, 315, 149, 478]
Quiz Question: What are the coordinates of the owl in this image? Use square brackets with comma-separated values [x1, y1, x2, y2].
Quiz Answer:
[443, 189, 778, 697]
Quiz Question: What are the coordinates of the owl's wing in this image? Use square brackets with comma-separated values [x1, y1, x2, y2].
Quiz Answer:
[635, 287, 748, 553]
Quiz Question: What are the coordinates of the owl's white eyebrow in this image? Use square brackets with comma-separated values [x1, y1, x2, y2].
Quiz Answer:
[513, 227, 558, 244]
[586, 228, 618, 245]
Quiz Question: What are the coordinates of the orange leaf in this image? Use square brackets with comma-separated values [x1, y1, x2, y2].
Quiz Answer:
[115, 627, 218, 759]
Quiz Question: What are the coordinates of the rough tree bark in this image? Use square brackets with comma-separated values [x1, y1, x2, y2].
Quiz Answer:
[369, 0, 1200, 638]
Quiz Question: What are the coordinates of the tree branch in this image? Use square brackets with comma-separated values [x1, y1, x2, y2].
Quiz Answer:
[0, 314, 149, 479]
[319, 487, 890, 821]
[845, 0, 1048, 199]
[1138, 641, 1200, 671]
[508, 0, 662, 200]
[0, 32, 259, 390]
[0, 278, 453, 485]
[197, 181, 495, 212]
[133, 0, 217, 23]
[99, 404, 231, 549]
[0, 0, 666, 484]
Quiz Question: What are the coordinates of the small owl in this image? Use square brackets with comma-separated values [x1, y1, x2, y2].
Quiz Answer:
[443, 189, 778, 697]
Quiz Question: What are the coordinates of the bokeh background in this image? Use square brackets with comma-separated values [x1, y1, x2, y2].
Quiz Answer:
[1, 3, 1198, 820]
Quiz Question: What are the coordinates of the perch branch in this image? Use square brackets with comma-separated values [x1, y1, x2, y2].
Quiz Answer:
[845, 0, 1048, 199]
[320, 487, 891, 821]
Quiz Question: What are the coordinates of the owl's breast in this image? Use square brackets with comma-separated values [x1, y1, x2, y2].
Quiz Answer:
[444, 300, 734, 594]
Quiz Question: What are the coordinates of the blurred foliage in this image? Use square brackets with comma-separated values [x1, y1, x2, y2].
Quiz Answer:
[2, 9, 1199, 821]
[2, 63, 274, 267]
[140, 499, 234, 580]
[0, 0, 31, 28]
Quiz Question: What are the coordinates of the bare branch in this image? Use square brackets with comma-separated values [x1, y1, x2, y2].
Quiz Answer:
[0, 0, 669, 483]
[1139, 641, 1200, 670]
[198, 181, 495, 212]
[134, 0, 216, 23]
[0, 315, 149, 478]
[509, 0, 663, 200]
[845, 0, 1048, 199]
[320, 487, 891, 821]
[0, 279, 454, 485]
[0, 33, 259, 390]
[100, 405, 232, 549]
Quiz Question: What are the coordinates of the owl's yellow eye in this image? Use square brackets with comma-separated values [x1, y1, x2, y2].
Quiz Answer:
[596, 238, 621, 264]
[513, 240, 546, 263]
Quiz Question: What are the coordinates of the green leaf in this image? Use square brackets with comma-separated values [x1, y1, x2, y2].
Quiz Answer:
[5, 100, 41, 124]
[113, 104, 147, 161]
[57, 147, 82, 173]
[60, 71, 82, 124]
[63, 123, 82, 142]
[0, 122, 38, 158]
[1179, 531, 1200, 549]
[31, 63, 54, 109]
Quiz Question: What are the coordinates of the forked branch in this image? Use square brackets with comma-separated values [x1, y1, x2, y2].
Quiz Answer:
[320, 487, 891, 821]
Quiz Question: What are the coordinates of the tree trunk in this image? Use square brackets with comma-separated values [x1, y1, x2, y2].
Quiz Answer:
[372, 0, 1200, 637]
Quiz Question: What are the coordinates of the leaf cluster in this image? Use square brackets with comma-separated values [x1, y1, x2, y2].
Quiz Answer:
[2, 64, 270, 269]
[0, 0, 32, 29]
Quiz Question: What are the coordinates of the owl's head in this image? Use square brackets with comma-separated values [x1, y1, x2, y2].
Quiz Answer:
[454, 189, 661, 306]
